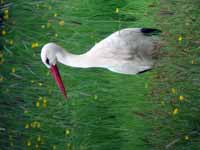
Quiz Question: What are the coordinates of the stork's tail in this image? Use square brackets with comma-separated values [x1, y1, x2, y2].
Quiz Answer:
[141, 28, 162, 36]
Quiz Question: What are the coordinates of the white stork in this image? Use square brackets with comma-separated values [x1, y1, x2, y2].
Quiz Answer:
[41, 28, 161, 98]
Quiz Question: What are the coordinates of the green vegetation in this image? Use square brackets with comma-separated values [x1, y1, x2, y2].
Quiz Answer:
[149, 0, 200, 149]
[1, 0, 199, 150]
[0, 0, 158, 150]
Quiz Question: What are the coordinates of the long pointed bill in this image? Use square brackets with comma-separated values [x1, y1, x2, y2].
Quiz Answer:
[50, 65, 67, 98]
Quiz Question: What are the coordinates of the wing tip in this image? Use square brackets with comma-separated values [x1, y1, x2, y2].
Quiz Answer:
[141, 28, 162, 35]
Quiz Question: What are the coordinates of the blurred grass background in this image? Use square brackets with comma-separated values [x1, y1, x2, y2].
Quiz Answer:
[0, 0, 159, 150]
[1, 0, 199, 150]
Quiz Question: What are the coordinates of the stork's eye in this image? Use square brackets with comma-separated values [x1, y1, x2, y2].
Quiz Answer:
[46, 58, 50, 65]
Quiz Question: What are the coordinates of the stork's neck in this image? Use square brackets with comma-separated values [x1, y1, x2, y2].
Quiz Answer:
[56, 48, 99, 68]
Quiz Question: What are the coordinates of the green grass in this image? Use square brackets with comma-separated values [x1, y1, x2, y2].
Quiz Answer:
[149, 0, 200, 149]
[0, 0, 159, 150]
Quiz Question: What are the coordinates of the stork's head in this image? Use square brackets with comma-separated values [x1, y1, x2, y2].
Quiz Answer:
[41, 43, 60, 68]
[41, 43, 67, 98]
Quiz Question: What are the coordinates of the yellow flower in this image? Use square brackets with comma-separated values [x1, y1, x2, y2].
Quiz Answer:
[171, 88, 176, 94]
[0, 76, 4, 82]
[38, 82, 43, 86]
[36, 122, 41, 128]
[41, 25, 45, 29]
[54, 13, 58, 17]
[27, 140, 31, 146]
[35, 144, 39, 148]
[43, 98, 47, 108]
[9, 39, 14, 45]
[178, 36, 183, 42]
[54, 33, 58, 37]
[24, 110, 28, 114]
[4, 9, 8, 14]
[31, 42, 39, 48]
[185, 135, 189, 140]
[37, 135, 41, 142]
[179, 95, 184, 101]
[115, 8, 119, 13]
[11, 67, 16, 73]
[59, 20, 65, 26]
[0, 57, 4, 64]
[65, 129, 70, 135]
[31, 121, 37, 128]
[191, 60, 195, 64]
[31, 80, 35, 83]
[3, 14, 9, 20]
[36, 101, 40, 107]
[2, 30, 6, 35]
[53, 145, 57, 150]
[172, 108, 179, 115]
[25, 124, 29, 129]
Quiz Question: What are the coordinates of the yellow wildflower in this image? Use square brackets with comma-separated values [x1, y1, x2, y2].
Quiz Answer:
[115, 8, 119, 13]
[43, 98, 47, 108]
[36, 122, 41, 128]
[171, 88, 176, 94]
[25, 124, 29, 129]
[172, 108, 179, 115]
[54, 13, 58, 17]
[9, 39, 14, 45]
[36, 101, 40, 107]
[185, 135, 189, 140]
[27, 140, 31, 146]
[179, 95, 184, 101]
[2, 30, 6, 35]
[38, 96, 43, 101]
[4, 9, 8, 14]
[178, 36, 183, 42]
[38, 82, 43, 86]
[0, 57, 4, 64]
[3, 14, 9, 20]
[11, 67, 16, 73]
[31, 80, 35, 83]
[59, 20, 65, 26]
[0, 76, 4, 82]
[31, 42, 39, 48]
[191, 60, 195, 64]
[41, 25, 45, 29]
[35, 144, 39, 148]
[53, 145, 57, 150]
[37, 136, 41, 142]
[54, 33, 58, 37]
[31, 121, 37, 128]
[65, 129, 70, 135]
[24, 110, 28, 114]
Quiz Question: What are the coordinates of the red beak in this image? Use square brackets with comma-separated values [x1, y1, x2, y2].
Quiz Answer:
[50, 65, 67, 98]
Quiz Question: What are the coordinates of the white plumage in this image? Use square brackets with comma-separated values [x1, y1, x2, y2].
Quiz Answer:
[41, 28, 160, 75]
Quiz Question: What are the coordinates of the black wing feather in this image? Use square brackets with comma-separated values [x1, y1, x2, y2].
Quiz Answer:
[141, 28, 161, 36]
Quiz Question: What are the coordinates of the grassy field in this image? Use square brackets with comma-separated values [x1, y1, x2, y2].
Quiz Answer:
[0, 0, 159, 150]
[149, 0, 200, 149]
[1, 0, 199, 150]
